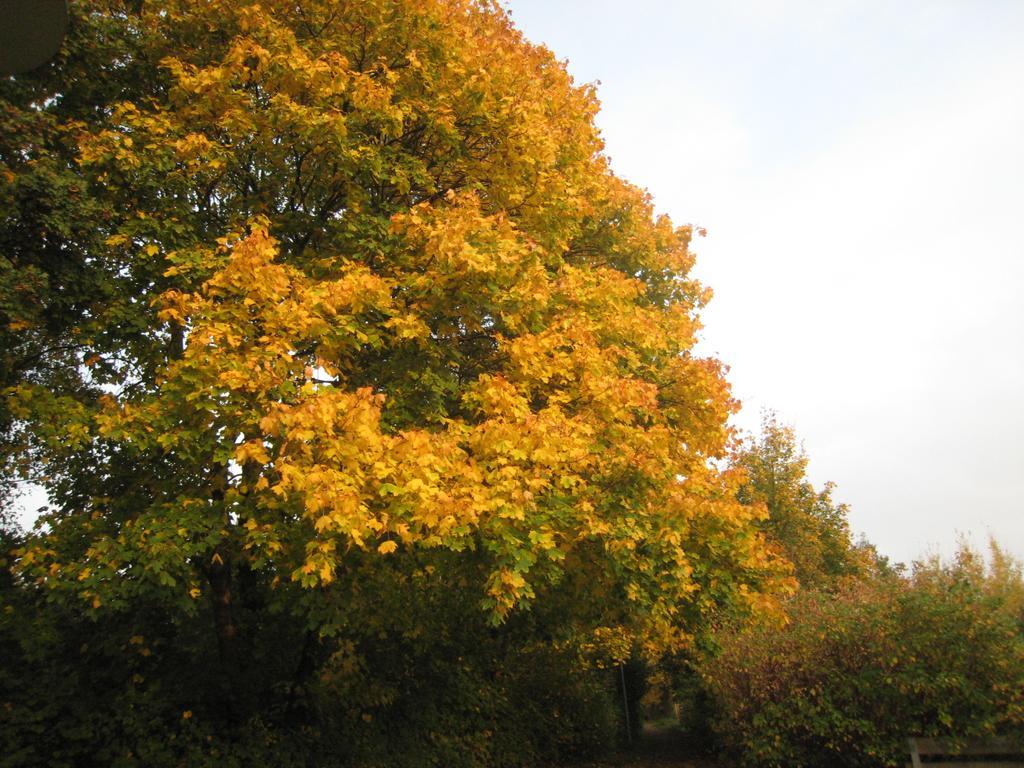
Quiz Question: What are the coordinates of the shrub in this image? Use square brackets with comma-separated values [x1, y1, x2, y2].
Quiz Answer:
[702, 550, 1024, 767]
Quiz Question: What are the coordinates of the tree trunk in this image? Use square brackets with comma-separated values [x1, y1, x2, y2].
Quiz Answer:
[208, 463, 240, 720]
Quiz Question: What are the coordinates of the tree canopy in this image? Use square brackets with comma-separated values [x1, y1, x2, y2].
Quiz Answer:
[733, 413, 863, 588]
[1, 2, 793, 764]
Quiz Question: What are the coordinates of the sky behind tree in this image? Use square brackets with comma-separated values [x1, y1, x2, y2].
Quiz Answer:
[503, 0, 1024, 565]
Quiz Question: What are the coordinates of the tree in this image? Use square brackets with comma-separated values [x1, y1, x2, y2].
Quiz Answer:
[733, 413, 862, 588]
[2, 1, 791, 762]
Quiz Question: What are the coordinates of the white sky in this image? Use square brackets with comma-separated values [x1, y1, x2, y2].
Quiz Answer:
[504, 0, 1024, 565]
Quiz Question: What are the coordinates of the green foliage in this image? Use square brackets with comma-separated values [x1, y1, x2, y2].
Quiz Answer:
[702, 543, 1024, 767]
[1, 548, 618, 768]
[734, 413, 864, 588]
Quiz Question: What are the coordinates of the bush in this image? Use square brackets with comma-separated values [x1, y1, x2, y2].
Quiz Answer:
[0, 549, 617, 768]
[310, 637, 617, 768]
[702, 551, 1024, 767]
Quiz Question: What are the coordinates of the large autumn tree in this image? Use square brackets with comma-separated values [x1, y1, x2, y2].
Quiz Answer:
[2, 1, 790, 764]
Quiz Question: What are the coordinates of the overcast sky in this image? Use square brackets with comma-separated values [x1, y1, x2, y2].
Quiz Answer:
[504, 0, 1024, 566]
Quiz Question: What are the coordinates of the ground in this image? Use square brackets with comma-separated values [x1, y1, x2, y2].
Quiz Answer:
[579, 724, 723, 768]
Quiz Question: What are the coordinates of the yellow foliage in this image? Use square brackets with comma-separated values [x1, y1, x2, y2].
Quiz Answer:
[11, 0, 793, 658]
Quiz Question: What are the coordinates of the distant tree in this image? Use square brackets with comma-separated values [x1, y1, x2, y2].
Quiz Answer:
[734, 413, 862, 588]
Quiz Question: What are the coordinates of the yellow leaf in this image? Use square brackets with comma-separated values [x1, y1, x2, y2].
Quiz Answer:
[378, 540, 398, 555]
